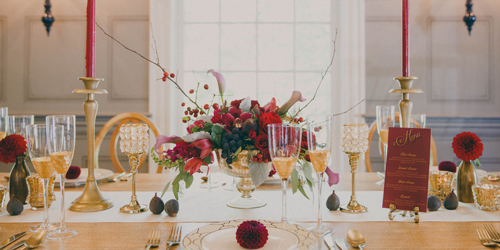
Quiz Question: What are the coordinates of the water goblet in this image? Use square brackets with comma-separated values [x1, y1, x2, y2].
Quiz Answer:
[268, 124, 302, 223]
[306, 115, 334, 235]
[46, 115, 78, 239]
[26, 125, 60, 233]
[119, 124, 149, 213]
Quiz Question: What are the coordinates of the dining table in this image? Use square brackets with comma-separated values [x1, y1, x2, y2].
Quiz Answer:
[0, 170, 499, 250]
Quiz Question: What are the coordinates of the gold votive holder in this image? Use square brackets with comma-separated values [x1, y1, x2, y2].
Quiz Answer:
[472, 184, 500, 211]
[428, 171, 454, 203]
[0, 185, 6, 212]
[27, 174, 56, 210]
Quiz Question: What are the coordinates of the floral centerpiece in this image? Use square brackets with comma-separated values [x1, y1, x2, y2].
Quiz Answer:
[452, 131, 483, 203]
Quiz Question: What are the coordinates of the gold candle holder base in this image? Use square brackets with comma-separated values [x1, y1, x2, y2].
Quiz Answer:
[120, 154, 148, 214]
[389, 76, 422, 128]
[340, 153, 368, 214]
[69, 77, 113, 212]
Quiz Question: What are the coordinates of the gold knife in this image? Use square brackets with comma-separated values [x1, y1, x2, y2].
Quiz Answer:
[0, 232, 26, 250]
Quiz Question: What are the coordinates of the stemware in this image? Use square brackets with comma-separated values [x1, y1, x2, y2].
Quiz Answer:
[46, 115, 78, 239]
[410, 114, 426, 128]
[268, 124, 302, 223]
[306, 115, 334, 235]
[26, 125, 60, 233]
[0, 107, 7, 139]
[8, 115, 34, 138]
[376, 106, 395, 170]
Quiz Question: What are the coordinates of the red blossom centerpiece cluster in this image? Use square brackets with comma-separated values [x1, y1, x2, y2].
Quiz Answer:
[0, 135, 27, 164]
[452, 132, 483, 162]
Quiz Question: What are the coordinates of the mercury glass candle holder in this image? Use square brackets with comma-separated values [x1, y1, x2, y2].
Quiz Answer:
[27, 175, 56, 210]
[119, 124, 149, 213]
[340, 123, 369, 213]
[0, 185, 6, 212]
[428, 171, 454, 203]
[472, 184, 500, 211]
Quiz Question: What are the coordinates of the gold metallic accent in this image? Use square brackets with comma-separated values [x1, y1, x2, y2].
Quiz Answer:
[340, 153, 368, 213]
[428, 171, 454, 203]
[388, 203, 419, 223]
[456, 160, 477, 203]
[472, 184, 500, 210]
[26, 175, 56, 210]
[390, 76, 419, 128]
[0, 185, 6, 212]
[69, 77, 113, 212]
[120, 153, 148, 213]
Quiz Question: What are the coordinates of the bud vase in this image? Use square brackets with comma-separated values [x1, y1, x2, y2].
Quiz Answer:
[456, 160, 477, 203]
[9, 155, 31, 204]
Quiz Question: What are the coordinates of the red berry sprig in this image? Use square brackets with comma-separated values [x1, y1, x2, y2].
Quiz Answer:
[204, 84, 209, 90]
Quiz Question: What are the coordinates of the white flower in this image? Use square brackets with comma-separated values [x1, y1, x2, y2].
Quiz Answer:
[183, 131, 211, 142]
[240, 97, 252, 112]
[198, 115, 213, 123]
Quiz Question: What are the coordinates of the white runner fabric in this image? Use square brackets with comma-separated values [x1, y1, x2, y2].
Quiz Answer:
[1, 189, 498, 223]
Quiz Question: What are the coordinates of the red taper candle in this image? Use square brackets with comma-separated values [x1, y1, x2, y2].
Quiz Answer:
[402, 0, 409, 77]
[85, 0, 96, 78]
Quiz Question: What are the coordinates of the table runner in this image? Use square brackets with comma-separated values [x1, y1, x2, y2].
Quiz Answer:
[1, 190, 497, 223]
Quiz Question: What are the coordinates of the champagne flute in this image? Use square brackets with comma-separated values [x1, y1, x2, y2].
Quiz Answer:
[9, 115, 34, 138]
[46, 115, 78, 239]
[0, 107, 7, 140]
[376, 106, 395, 170]
[306, 115, 333, 235]
[268, 124, 302, 223]
[26, 125, 60, 233]
[410, 114, 426, 128]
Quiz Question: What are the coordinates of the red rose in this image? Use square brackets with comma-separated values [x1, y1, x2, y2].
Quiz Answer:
[248, 129, 257, 140]
[452, 132, 483, 161]
[254, 134, 270, 156]
[0, 135, 27, 164]
[258, 111, 282, 135]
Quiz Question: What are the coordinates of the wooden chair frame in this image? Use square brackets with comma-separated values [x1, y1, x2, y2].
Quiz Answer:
[95, 113, 162, 173]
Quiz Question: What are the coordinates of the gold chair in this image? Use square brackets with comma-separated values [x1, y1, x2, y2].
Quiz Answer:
[365, 118, 437, 172]
[95, 113, 162, 173]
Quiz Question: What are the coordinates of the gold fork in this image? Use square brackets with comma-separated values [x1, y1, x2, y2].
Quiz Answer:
[477, 228, 500, 248]
[485, 224, 500, 243]
[145, 229, 160, 250]
[166, 225, 182, 250]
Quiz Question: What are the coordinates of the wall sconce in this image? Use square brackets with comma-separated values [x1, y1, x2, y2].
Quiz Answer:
[42, 0, 54, 36]
[463, 0, 476, 36]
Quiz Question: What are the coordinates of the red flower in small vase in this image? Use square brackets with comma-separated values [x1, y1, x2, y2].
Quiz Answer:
[0, 135, 28, 164]
[452, 132, 483, 161]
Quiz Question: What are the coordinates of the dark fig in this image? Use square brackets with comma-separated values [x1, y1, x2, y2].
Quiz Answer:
[443, 189, 459, 210]
[326, 190, 340, 211]
[165, 199, 179, 217]
[427, 195, 441, 211]
[242, 119, 258, 134]
[149, 193, 164, 215]
[7, 198, 23, 216]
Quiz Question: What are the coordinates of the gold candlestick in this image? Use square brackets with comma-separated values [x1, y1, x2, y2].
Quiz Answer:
[340, 124, 369, 213]
[120, 153, 147, 213]
[389, 76, 422, 128]
[69, 77, 113, 212]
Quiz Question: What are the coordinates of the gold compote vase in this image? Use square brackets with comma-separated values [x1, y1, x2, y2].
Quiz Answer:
[216, 150, 271, 209]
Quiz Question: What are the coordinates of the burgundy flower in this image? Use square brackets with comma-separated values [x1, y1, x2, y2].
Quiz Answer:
[228, 107, 242, 118]
[222, 113, 235, 127]
[0, 135, 27, 164]
[248, 129, 257, 140]
[254, 134, 270, 157]
[452, 132, 483, 161]
[211, 109, 223, 124]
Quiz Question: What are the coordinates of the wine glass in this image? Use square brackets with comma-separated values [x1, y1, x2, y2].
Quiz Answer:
[46, 115, 78, 239]
[8, 115, 34, 138]
[0, 107, 7, 140]
[376, 106, 395, 170]
[267, 124, 302, 223]
[410, 114, 426, 128]
[26, 125, 60, 233]
[306, 115, 333, 235]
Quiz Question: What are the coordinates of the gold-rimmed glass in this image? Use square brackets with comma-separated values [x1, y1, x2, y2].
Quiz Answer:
[268, 124, 302, 223]
[46, 115, 78, 239]
[306, 115, 333, 235]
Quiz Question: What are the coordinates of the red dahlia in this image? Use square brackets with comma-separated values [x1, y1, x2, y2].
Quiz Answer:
[236, 220, 269, 249]
[0, 135, 27, 164]
[452, 132, 483, 161]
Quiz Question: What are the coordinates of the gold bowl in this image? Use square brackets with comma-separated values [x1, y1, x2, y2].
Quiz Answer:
[26, 174, 56, 210]
[472, 184, 500, 211]
[428, 171, 454, 203]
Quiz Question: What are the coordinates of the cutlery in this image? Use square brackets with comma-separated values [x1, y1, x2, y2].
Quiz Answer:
[119, 173, 133, 181]
[145, 229, 160, 250]
[323, 232, 336, 250]
[484, 224, 500, 243]
[106, 172, 128, 182]
[0, 232, 26, 249]
[346, 229, 366, 249]
[10, 230, 46, 250]
[477, 228, 500, 247]
[166, 225, 181, 250]
[335, 238, 348, 250]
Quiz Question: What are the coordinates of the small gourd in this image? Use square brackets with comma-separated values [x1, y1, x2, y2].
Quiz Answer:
[7, 198, 23, 216]
[326, 190, 340, 211]
[149, 193, 164, 215]
[165, 199, 179, 217]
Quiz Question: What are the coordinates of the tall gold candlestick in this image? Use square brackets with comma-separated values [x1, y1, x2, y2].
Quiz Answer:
[69, 77, 113, 212]
[390, 76, 422, 128]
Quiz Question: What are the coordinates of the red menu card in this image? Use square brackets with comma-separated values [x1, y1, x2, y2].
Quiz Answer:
[382, 127, 431, 212]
